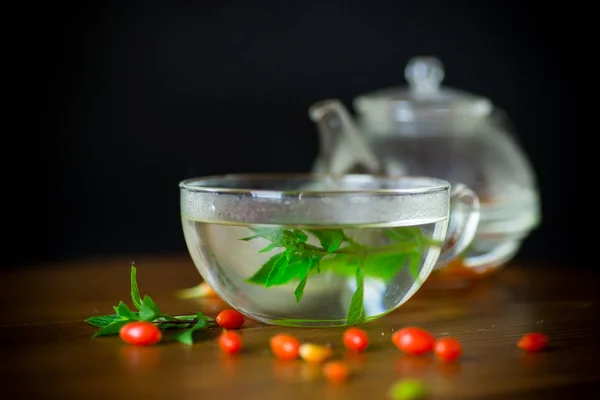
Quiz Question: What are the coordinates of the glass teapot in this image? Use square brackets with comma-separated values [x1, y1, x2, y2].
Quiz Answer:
[308, 56, 541, 287]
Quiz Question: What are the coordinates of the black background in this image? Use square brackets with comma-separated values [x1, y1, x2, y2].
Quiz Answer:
[7, 0, 584, 269]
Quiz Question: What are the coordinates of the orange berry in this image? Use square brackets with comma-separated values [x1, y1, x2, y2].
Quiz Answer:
[299, 343, 333, 364]
[323, 361, 350, 383]
[270, 334, 301, 361]
[177, 282, 218, 299]
[200, 282, 217, 297]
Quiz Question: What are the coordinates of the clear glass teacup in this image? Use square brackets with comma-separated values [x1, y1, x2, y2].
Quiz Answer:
[179, 174, 480, 327]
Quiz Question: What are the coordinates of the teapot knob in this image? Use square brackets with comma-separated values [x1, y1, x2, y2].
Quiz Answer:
[405, 56, 445, 95]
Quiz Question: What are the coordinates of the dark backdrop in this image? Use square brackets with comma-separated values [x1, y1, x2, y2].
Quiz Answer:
[8, 0, 582, 268]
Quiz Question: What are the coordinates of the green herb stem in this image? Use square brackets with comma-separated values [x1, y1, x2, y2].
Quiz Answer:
[85, 266, 216, 345]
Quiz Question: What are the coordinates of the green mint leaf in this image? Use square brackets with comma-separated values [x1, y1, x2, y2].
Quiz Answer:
[324, 251, 416, 283]
[321, 254, 360, 276]
[385, 227, 420, 243]
[292, 229, 308, 243]
[266, 253, 314, 288]
[363, 253, 408, 282]
[293, 256, 320, 303]
[259, 242, 280, 253]
[242, 227, 285, 243]
[93, 320, 130, 337]
[138, 295, 161, 321]
[294, 274, 308, 304]
[158, 314, 198, 323]
[85, 314, 122, 328]
[130, 265, 143, 310]
[113, 301, 138, 320]
[265, 254, 290, 287]
[313, 255, 322, 273]
[309, 229, 345, 253]
[407, 253, 421, 282]
[171, 312, 211, 345]
[318, 254, 348, 275]
[246, 252, 286, 285]
[284, 247, 295, 261]
[347, 268, 365, 325]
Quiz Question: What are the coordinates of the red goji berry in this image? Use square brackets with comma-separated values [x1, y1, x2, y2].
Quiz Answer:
[216, 309, 245, 329]
[219, 330, 242, 355]
[343, 327, 369, 353]
[392, 327, 435, 356]
[518, 332, 548, 353]
[434, 337, 462, 362]
[270, 333, 301, 361]
[119, 321, 162, 346]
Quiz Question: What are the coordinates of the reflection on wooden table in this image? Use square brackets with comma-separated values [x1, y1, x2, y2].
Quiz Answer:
[1, 254, 598, 399]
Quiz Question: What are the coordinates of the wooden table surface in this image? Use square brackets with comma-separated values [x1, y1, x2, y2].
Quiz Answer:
[1, 254, 598, 399]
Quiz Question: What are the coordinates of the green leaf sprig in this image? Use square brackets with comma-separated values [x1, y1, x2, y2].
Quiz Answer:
[243, 226, 442, 325]
[85, 264, 216, 344]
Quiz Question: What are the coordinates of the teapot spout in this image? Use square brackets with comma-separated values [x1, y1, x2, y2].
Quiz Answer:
[308, 99, 381, 174]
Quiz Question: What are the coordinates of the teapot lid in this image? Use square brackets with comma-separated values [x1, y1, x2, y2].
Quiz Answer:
[354, 56, 493, 121]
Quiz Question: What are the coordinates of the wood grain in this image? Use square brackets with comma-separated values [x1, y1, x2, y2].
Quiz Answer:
[1, 255, 598, 399]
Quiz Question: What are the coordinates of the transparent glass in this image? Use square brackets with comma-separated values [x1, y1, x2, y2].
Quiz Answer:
[180, 174, 480, 327]
[309, 56, 541, 288]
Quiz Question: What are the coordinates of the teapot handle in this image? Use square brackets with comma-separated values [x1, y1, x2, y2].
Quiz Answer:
[437, 183, 481, 264]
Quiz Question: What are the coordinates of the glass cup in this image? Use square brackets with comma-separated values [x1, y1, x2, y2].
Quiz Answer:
[179, 174, 480, 327]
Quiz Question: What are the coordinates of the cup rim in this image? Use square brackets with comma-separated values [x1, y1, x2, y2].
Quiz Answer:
[179, 173, 449, 196]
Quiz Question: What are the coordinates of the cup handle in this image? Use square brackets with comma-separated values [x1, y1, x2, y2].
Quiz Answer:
[437, 183, 481, 264]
